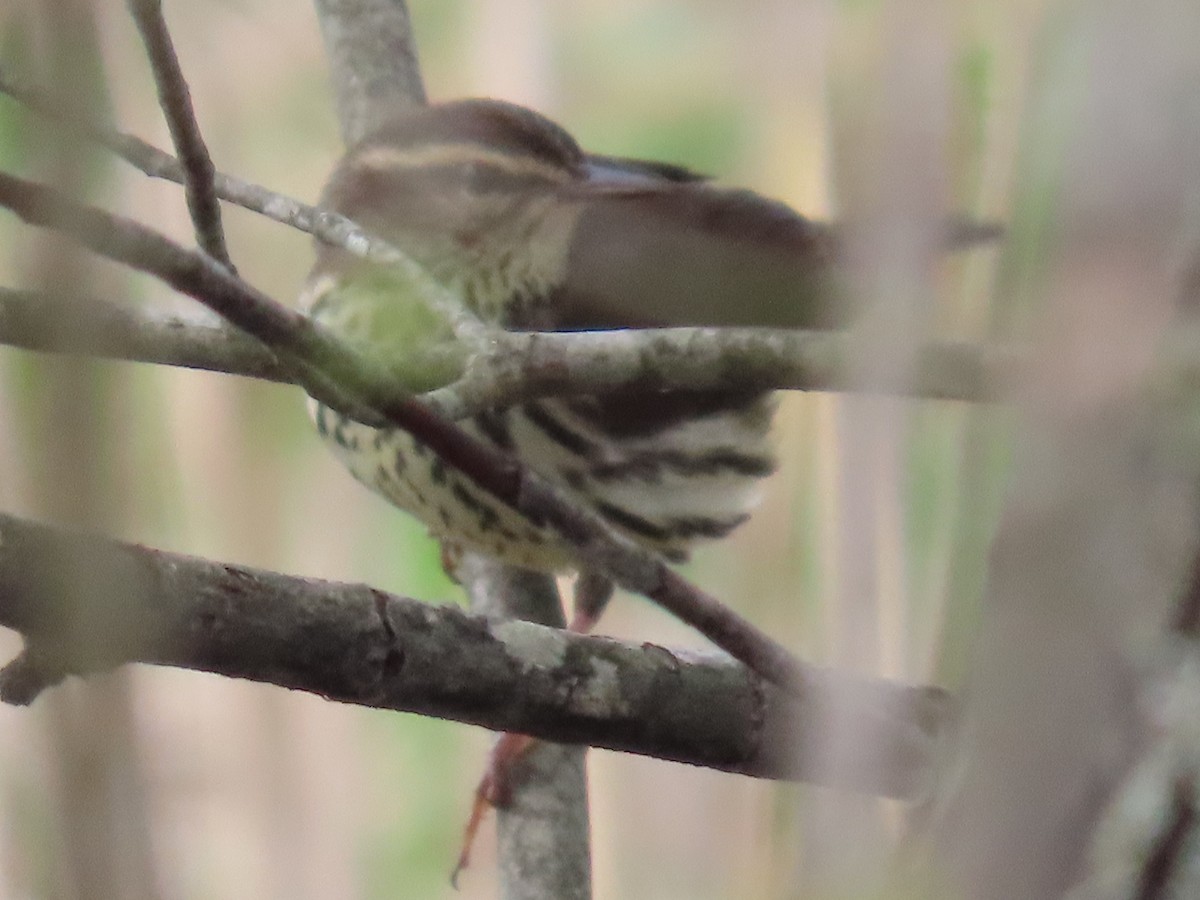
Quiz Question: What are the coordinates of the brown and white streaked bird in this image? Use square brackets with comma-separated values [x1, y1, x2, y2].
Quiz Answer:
[301, 98, 995, 877]
[300, 97, 922, 579]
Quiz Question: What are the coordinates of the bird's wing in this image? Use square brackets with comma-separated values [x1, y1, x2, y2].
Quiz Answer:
[551, 159, 1000, 332]
[552, 170, 846, 331]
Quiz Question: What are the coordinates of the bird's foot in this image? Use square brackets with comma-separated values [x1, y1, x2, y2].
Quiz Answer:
[450, 732, 536, 887]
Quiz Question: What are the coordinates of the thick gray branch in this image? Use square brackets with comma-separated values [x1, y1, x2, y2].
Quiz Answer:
[313, 0, 427, 144]
[0, 512, 946, 796]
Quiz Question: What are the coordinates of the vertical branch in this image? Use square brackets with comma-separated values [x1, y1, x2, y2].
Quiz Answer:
[7, 2, 165, 898]
[309, 1, 592, 895]
[460, 559, 592, 900]
[450, 9, 593, 894]
[926, 3, 1200, 897]
[794, 4, 954, 894]
[313, 0, 428, 143]
[127, 0, 235, 271]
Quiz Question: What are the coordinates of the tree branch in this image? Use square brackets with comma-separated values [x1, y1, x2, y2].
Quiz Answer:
[313, 0, 428, 144]
[127, 0, 235, 271]
[0, 64, 346, 245]
[1136, 774, 1198, 900]
[457, 558, 592, 897]
[0, 288, 1012, 415]
[0, 288, 290, 383]
[0, 69, 1013, 415]
[0, 64, 481, 342]
[0, 168, 807, 693]
[0, 511, 946, 796]
[432, 326, 1009, 416]
[0, 64, 371, 254]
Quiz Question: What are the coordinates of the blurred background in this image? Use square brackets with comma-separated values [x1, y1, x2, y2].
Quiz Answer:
[0, 0, 1020, 897]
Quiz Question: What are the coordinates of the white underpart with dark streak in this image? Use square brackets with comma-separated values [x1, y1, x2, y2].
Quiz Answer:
[300, 258, 777, 571]
[505, 399, 774, 526]
[299, 102, 783, 571]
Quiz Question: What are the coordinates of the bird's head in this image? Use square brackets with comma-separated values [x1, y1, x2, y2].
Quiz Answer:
[319, 99, 588, 286]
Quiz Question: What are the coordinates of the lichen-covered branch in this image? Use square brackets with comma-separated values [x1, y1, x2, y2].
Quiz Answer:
[0, 288, 1011, 416]
[313, 0, 427, 144]
[0, 512, 946, 795]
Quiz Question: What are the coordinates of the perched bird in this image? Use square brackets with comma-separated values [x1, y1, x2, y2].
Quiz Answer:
[301, 97, 995, 880]
[301, 97, 884, 575]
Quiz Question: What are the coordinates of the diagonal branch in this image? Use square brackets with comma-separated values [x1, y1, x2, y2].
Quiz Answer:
[0, 168, 807, 692]
[0, 511, 948, 796]
[0, 66, 483, 341]
[127, 0, 235, 271]
[0, 70, 1015, 416]
[0, 67, 391, 264]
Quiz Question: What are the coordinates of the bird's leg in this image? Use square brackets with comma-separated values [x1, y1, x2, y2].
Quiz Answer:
[452, 732, 536, 886]
[451, 572, 614, 885]
[568, 570, 616, 633]
[470, 574, 613, 807]
[439, 540, 464, 585]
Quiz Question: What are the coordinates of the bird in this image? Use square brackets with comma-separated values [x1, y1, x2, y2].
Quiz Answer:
[299, 97, 895, 578]
[300, 97, 996, 880]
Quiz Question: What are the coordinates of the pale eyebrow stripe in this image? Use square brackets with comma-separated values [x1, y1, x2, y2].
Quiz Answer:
[350, 143, 574, 184]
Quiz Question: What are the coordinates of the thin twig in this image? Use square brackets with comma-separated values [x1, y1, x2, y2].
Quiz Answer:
[0, 67, 484, 342]
[0, 169, 807, 691]
[126, 0, 235, 271]
[0, 67, 378, 258]
[0, 288, 290, 383]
